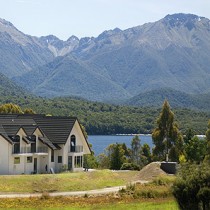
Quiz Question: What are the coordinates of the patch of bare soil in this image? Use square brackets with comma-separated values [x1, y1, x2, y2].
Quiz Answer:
[134, 162, 167, 181]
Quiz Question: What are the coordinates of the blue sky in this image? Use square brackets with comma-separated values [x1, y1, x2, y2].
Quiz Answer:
[0, 0, 209, 40]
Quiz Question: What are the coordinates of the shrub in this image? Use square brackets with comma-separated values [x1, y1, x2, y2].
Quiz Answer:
[172, 163, 210, 210]
[120, 163, 140, 171]
[152, 176, 175, 186]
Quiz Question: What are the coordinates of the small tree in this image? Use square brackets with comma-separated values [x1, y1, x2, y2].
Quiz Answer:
[184, 128, 195, 144]
[152, 100, 183, 161]
[83, 143, 98, 169]
[205, 120, 210, 162]
[131, 135, 141, 165]
[98, 143, 127, 170]
[110, 143, 126, 170]
[141, 143, 151, 164]
[185, 136, 207, 163]
[97, 153, 110, 169]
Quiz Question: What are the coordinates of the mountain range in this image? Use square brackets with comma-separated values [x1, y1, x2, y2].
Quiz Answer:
[0, 13, 210, 106]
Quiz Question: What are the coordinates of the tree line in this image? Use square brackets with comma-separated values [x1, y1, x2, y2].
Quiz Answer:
[0, 96, 209, 135]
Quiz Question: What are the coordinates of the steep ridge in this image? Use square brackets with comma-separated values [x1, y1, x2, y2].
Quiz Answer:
[0, 18, 54, 77]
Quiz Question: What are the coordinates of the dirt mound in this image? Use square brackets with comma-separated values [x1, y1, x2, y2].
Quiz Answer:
[134, 162, 167, 181]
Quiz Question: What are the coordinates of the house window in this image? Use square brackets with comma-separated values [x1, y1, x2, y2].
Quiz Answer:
[30, 135, 36, 153]
[74, 156, 83, 168]
[27, 157, 32, 163]
[13, 135, 20, 154]
[14, 157, 20, 164]
[51, 149, 54, 162]
[58, 156, 62, 163]
[70, 135, 76, 152]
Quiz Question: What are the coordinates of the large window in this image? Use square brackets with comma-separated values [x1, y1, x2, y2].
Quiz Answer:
[74, 156, 83, 168]
[70, 135, 76, 152]
[58, 156, 62, 163]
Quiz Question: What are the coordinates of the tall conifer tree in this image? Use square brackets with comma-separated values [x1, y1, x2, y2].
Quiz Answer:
[152, 100, 183, 161]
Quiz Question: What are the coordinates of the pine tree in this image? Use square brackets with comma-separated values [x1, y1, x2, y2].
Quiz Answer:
[152, 100, 183, 161]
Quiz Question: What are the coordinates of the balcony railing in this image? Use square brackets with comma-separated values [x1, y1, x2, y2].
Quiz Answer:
[12, 146, 48, 154]
[69, 145, 83, 153]
[36, 147, 48, 153]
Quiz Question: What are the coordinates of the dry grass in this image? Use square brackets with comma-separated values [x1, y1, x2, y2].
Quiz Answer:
[0, 170, 138, 193]
[0, 167, 178, 210]
[0, 196, 178, 210]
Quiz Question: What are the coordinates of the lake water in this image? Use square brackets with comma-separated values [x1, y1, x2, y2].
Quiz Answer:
[88, 135, 153, 156]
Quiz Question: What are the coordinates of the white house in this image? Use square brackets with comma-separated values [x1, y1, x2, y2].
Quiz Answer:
[0, 114, 91, 175]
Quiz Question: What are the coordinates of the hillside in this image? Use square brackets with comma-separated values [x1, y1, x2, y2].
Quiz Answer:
[0, 94, 209, 135]
[13, 55, 130, 102]
[7, 13, 210, 102]
[0, 72, 29, 98]
[126, 88, 210, 111]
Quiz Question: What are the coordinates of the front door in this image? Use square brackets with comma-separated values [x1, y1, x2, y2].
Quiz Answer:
[68, 156, 72, 170]
[34, 158, 37, 173]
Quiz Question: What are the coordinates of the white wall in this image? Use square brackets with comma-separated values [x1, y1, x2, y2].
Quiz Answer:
[24, 156, 33, 174]
[62, 120, 91, 172]
[48, 148, 56, 173]
[55, 144, 64, 173]
[0, 136, 10, 175]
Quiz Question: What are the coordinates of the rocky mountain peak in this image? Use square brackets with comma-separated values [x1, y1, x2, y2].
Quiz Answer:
[164, 13, 200, 22]
[67, 35, 79, 42]
[0, 18, 14, 28]
[163, 13, 205, 30]
[97, 27, 122, 40]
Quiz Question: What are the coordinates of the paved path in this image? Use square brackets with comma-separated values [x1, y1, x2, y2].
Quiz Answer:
[0, 180, 148, 198]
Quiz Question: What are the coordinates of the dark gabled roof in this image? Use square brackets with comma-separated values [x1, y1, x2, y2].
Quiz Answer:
[0, 114, 36, 125]
[33, 115, 77, 144]
[2, 125, 22, 136]
[22, 125, 37, 136]
[0, 124, 7, 137]
[38, 136, 58, 150]
[0, 114, 78, 145]
[0, 124, 13, 144]
[0, 133, 13, 144]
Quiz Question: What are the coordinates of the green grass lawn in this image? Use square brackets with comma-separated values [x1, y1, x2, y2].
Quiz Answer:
[0, 170, 139, 193]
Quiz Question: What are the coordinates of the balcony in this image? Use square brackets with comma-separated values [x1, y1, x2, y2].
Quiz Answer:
[12, 146, 48, 155]
[36, 147, 48, 153]
[69, 145, 83, 153]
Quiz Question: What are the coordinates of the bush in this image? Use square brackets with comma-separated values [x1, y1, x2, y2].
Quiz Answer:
[120, 163, 140, 171]
[152, 176, 175, 186]
[172, 163, 210, 210]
